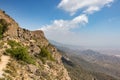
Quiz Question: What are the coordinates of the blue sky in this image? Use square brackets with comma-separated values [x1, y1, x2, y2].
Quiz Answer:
[0, 0, 120, 48]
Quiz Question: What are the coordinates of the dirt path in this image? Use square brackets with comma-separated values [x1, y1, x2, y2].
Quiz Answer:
[0, 55, 10, 77]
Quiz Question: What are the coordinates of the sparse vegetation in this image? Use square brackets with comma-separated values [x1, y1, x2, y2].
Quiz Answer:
[6, 40, 35, 64]
[0, 41, 4, 48]
[0, 19, 8, 39]
[8, 40, 21, 48]
[38, 47, 54, 63]
[4, 69, 12, 74]
[6, 47, 35, 64]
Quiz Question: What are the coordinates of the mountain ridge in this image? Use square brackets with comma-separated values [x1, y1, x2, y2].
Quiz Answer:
[0, 10, 71, 80]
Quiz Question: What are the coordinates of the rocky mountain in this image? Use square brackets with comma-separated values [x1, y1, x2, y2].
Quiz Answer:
[0, 10, 71, 80]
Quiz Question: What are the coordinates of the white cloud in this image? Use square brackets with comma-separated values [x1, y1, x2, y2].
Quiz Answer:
[40, 14, 88, 43]
[41, 14, 88, 31]
[58, 0, 114, 15]
[40, 0, 115, 46]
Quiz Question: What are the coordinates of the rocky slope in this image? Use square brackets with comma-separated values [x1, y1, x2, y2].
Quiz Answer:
[0, 10, 71, 80]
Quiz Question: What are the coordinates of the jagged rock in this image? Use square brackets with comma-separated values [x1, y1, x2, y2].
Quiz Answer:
[27, 65, 38, 74]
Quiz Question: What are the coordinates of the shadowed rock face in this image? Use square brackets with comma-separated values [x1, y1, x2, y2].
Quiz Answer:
[0, 10, 71, 80]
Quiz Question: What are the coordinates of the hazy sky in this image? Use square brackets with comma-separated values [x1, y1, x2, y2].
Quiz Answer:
[0, 0, 120, 48]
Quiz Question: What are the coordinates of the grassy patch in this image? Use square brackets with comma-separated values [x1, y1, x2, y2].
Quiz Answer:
[38, 47, 54, 63]
[8, 40, 21, 48]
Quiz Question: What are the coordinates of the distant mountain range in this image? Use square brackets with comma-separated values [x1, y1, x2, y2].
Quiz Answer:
[50, 40, 120, 80]
[49, 40, 86, 50]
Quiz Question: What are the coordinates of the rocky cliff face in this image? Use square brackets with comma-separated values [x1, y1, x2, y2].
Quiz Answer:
[0, 10, 71, 80]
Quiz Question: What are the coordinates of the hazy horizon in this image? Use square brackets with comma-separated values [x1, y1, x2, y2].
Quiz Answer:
[0, 0, 120, 48]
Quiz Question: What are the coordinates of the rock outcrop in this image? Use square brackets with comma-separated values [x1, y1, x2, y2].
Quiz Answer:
[0, 10, 71, 80]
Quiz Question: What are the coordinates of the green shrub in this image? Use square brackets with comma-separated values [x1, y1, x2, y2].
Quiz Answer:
[0, 19, 8, 39]
[8, 40, 21, 48]
[6, 47, 35, 64]
[6, 40, 35, 64]
[38, 47, 54, 63]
